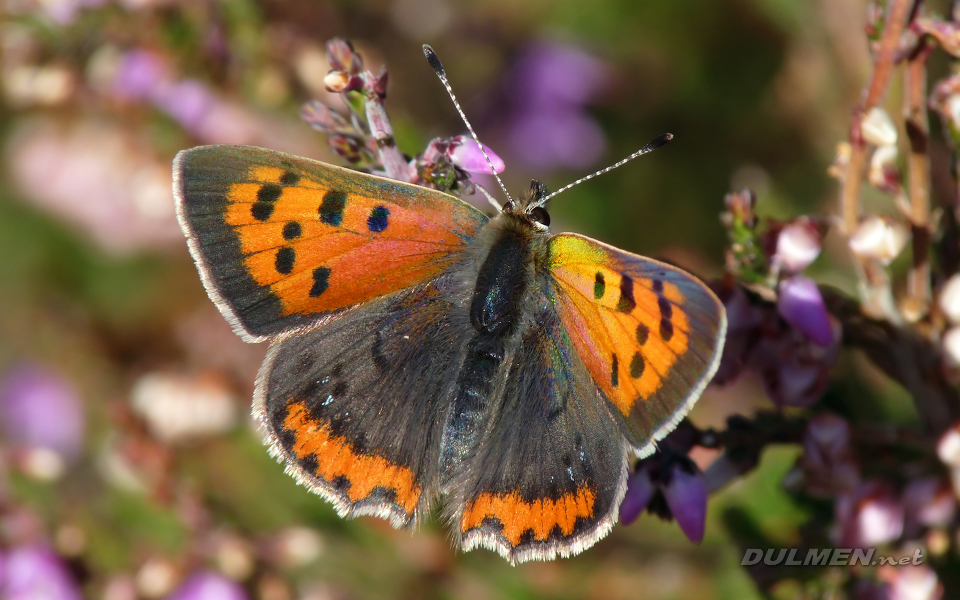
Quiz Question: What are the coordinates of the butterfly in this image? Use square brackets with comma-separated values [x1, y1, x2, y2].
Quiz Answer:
[173, 52, 726, 565]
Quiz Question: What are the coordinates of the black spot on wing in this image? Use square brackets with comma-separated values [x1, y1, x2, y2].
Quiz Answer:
[367, 205, 390, 232]
[275, 247, 295, 274]
[594, 272, 605, 300]
[310, 267, 331, 297]
[636, 323, 649, 345]
[611, 352, 619, 387]
[283, 221, 302, 240]
[258, 184, 282, 203]
[629, 352, 645, 378]
[280, 170, 300, 186]
[319, 191, 347, 226]
[617, 275, 636, 313]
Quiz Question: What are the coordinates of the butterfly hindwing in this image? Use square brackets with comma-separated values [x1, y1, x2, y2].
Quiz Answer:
[448, 301, 629, 564]
[256, 276, 474, 527]
[174, 145, 487, 341]
[548, 233, 726, 452]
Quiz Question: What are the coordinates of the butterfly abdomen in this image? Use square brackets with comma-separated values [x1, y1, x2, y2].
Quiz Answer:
[439, 218, 538, 483]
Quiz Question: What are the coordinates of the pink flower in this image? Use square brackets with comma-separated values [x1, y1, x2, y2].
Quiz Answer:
[771, 217, 822, 273]
[165, 572, 248, 600]
[835, 480, 904, 548]
[449, 137, 505, 174]
[0, 365, 83, 459]
[1, 545, 83, 600]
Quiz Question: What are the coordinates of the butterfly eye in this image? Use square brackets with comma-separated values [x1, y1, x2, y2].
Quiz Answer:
[502, 201, 515, 212]
[530, 206, 551, 227]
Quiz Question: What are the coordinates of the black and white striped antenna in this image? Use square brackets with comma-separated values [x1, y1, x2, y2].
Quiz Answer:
[423, 44, 673, 210]
[423, 45, 515, 206]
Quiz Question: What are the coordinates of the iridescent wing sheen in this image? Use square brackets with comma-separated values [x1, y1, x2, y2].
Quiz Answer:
[174, 145, 487, 342]
[446, 303, 629, 564]
[547, 233, 727, 452]
[256, 276, 473, 527]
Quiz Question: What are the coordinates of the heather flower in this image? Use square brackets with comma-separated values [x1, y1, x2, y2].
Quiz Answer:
[798, 413, 859, 497]
[130, 372, 238, 443]
[164, 572, 248, 600]
[849, 215, 909, 265]
[0, 365, 83, 460]
[504, 42, 610, 171]
[835, 480, 904, 547]
[753, 316, 840, 408]
[777, 275, 835, 347]
[711, 283, 764, 385]
[448, 137, 505, 175]
[8, 120, 183, 253]
[620, 452, 708, 543]
[860, 107, 898, 146]
[901, 477, 956, 538]
[1, 545, 83, 600]
[939, 274, 960, 324]
[771, 217, 822, 273]
[885, 565, 943, 600]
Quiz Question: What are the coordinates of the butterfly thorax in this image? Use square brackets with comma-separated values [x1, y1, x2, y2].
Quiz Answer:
[438, 209, 550, 486]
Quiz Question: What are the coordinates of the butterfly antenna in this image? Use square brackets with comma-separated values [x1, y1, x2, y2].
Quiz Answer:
[536, 133, 674, 206]
[423, 44, 515, 206]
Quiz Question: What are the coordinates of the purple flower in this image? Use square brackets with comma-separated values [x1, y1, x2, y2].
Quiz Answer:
[902, 477, 956, 537]
[507, 108, 606, 172]
[152, 80, 216, 132]
[777, 275, 834, 347]
[112, 50, 171, 101]
[504, 42, 611, 171]
[620, 453, 708, 543]
[799, 413, 859, 497]
[165, 572, 248, 600]
[449, 137, 505, 174]
[662, 465, 708, 543]
[619, 467, 655, 525]
[1, 545, 83, 600]
[511, 42, 611, 108]
[0, 365, 83, 459]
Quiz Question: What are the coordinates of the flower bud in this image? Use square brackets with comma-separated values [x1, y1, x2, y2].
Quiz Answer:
[942, 327, 960, 370]
[849, 215, 909, 265]
[773, 217, 822, 273]
[449, 136, 505, 174]
[868, 144, 901, 191]
[938, 274, 960, 325]
[861, 107, 898, 146]
[323, 70, 362, 93]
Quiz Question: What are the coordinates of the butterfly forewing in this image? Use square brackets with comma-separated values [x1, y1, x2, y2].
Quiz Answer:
[548, 233, 727, 452]
[175, 145, 487, 341]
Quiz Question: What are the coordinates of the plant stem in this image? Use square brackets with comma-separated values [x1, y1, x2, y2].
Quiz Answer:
[904, 38, 933, 321]
[840, 0, 916, 234]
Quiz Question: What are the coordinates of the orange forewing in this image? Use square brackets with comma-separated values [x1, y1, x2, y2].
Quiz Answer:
[548, 234, 717, 421]
[222, 160, 484, 318]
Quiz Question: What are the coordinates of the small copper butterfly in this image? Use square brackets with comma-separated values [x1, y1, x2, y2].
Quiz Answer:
[173, 46, 726, 564]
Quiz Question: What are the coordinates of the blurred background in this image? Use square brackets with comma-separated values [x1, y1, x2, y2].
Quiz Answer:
[0, 0, 938, 599]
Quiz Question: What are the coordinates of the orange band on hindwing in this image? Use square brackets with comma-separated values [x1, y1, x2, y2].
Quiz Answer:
[283, 401, 421, 514]
[461, 486, 596, 547]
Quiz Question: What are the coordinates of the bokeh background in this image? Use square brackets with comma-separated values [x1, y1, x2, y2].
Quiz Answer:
[0, 0, 941, 599]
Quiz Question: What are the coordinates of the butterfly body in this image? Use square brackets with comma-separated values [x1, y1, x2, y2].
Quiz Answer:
[175, 145, 726, 564]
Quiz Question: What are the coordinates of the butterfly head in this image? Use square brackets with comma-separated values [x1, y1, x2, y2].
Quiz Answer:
[502, 180, 551, 230]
